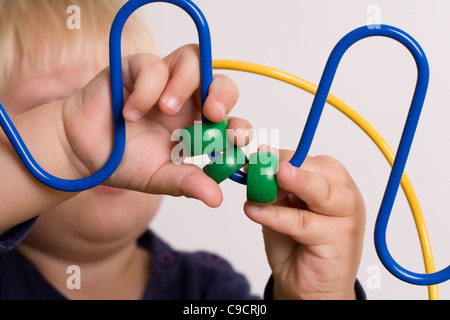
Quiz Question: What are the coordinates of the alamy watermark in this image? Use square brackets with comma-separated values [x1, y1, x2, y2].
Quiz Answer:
[366, 4, 381, 29]
[366, 264, 381, 290]
[171, 124, 280, 174]
[65, 263, 382, 292]
[66, 5, 81, 30]
[66, 265, 81, 290]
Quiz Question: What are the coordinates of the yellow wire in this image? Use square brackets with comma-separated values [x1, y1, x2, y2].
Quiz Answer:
[212, 59, 439, 300]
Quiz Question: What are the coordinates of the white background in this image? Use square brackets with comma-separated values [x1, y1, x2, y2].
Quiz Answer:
[138, 0, 450, 300]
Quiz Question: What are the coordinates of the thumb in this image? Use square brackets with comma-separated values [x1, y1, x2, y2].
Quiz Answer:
[149, 162, 223, 208]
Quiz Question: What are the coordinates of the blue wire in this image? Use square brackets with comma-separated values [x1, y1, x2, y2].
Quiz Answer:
[111, 0, 214, 120]
[0, 0, 216, 192]
[0, 95, 124, 192]
[290, 24, 450, 285]
[112, 0, 246, 185]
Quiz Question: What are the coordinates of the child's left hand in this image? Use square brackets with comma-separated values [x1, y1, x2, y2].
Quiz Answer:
[244, 149, 366, 300]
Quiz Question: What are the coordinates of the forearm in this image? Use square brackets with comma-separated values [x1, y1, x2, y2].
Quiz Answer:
[0, 101, 80, 234]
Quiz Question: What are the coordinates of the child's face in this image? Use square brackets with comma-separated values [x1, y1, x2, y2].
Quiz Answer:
[2, 61, 163, 256]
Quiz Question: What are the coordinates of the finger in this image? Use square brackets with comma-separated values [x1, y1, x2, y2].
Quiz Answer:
[299, 155, 357, 190]
[159, 44, 201, 115]
[276, 160, 358, 217]
[149, 162, 223, 208]
[226, 117, 254, 147]
[244, 201, 335, 245]
[202, 74, 239, 123]
[122, 53, 170, 122]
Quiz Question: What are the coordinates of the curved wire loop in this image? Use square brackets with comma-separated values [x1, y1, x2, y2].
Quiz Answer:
[290, 24, 449, 285]
[112, 0, 247, 185]
[212, 59, 439, 298]
[110, 0, 214, 121]
[0, 0, 215, 192]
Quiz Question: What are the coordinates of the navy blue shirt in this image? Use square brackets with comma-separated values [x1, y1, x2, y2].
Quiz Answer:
[0, 220, 260, 300]
[0, 218, 365, 300]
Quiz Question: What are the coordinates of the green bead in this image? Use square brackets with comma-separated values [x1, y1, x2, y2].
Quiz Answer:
[247, 151, 279, 204]
[179, 120, 231, 157]
[203, 147, 248, 184]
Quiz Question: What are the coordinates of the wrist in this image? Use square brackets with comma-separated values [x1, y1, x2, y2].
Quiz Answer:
[0, 100, 84, 233]
[272, 279, 357, 300]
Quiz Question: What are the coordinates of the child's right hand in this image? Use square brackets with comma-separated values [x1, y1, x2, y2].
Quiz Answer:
[60, 44, 248, 207]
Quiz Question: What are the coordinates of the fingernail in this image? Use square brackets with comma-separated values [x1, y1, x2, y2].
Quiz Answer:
[163, 96, 181, 112]
[246, 202, 263, 213]
[282, 161, 296, 178]
[126, 109, 141, 122]
[214, 102, 226, 120]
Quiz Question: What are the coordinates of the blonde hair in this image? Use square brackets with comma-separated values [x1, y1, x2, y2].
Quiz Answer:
[0, 0, 157, 86]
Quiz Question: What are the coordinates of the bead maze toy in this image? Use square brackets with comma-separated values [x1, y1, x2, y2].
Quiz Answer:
[0, 0, 448, 300]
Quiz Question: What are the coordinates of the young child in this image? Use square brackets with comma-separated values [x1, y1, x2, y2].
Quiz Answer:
[0, 0, 366, 300]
